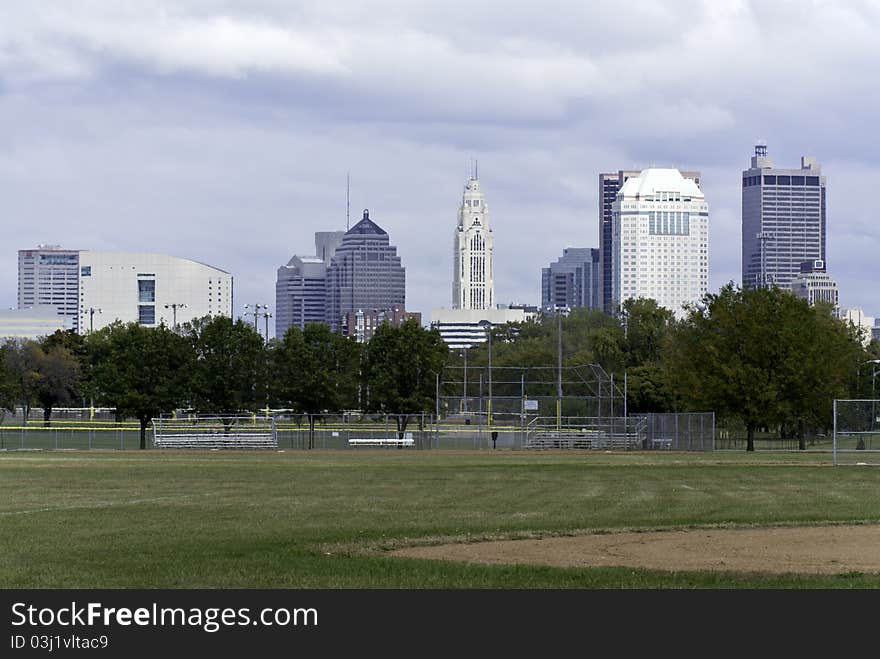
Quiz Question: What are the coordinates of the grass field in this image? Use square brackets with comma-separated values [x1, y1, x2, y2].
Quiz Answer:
[2, 450, 880, 588]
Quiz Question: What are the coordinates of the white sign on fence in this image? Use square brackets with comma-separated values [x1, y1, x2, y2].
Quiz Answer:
[523, 400, 539, 411]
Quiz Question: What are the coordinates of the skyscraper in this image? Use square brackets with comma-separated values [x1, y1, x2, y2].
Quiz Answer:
[275, 231, 344, 339]
[325, 209, 406, 332]
[452, 174, 494, 310]
[741, 144, 826, 291]
[599, 171, 639, 315]
[791, 259, 838, 312]
[611, 169, 709, 318]
[600, 169, 700, 314]
[18, 245, 80, 331]
[275, 255, 330, 340]
[541, 248, 600, 311]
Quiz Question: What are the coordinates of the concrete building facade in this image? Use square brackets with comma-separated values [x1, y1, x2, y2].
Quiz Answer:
[742, 144, 826, 291]
[18, 247, 232, 333]
[452, 175, 494, 310]
[275, 231, 345, 340]
[611, 168, 709, 318]
[342, 306, 422, 343]
[0, 306, 69, 339]
[325, 210, 405, 332]
[542, 247, 600, 312]
[77, 251, 232, 331]
[430, 307, 532, 350]
[600, 169, 700, 315]
[791, 259, 839, 312]
[18, 246, 81, 331]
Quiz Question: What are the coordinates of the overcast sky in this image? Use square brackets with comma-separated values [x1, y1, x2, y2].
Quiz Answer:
[2, 1, 878, 334]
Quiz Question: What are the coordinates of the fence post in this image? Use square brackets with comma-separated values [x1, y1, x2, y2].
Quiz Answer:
[478, 375, 483, 449]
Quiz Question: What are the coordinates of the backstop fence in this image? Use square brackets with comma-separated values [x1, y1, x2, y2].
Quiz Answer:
[833, 399, 880, 465]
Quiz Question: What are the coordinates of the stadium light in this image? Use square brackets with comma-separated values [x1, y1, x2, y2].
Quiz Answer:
[88, 307, 102, 333]
[164, 303, 187, 328]
[263, 311, 273, 343]
[244, 304, 267, 331]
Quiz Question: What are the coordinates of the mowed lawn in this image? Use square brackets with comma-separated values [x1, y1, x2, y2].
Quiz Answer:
[2, 450, 880, 588]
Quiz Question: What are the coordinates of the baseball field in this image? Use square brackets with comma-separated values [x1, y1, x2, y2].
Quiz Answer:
[2, 450, 880, 588]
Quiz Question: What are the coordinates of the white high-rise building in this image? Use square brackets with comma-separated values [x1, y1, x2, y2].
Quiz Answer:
[611, 169, 709, 318]
[791, 259, 839, 312]
[452, 175, 494, 310]
[18, 246, 81, 331]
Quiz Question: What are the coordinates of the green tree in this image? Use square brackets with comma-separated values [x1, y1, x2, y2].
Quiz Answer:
[42, 330, 89, 406]
[2, 338, 42, 424]
[780, 301, 864, 449]
[666, 283, 859, 451]
[33, 345, 80, 426]
[620, 298, 677, 413]
[183, 316, 267, 424]
[87, 322, 193, 449]
[362, 319, 448, 437]
[273, 323, 361, 448]
[0, 342, 19, 423]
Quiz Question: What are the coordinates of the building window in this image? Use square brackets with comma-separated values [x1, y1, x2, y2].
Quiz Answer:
[81, 266, 91, 276]
[138, 279, 156, 303]
[138, 305, 156, 325]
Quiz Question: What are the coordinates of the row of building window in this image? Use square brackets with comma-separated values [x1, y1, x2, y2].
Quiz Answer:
[743, 175, 822, 187]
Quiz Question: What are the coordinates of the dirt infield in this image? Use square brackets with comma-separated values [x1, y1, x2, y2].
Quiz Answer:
[391, 525, 880, 574]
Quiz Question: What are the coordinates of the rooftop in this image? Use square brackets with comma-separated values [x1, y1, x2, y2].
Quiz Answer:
[619, 168, 704, 199]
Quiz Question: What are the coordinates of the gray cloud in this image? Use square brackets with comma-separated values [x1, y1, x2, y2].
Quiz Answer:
[0, 0, 877, 333]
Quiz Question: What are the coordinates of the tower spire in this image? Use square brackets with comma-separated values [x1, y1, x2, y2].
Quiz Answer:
[346, 172, 350, 231]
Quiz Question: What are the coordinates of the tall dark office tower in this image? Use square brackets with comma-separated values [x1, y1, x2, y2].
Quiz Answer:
[325, 210, 405, 332]
[541, 247, 600, 311]
[599, 169, 700, 314]
[599, 171, 639, 315]
[741, 144, 826, 291]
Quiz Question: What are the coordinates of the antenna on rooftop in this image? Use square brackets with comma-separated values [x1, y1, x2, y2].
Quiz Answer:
[346, 172, 350, 231]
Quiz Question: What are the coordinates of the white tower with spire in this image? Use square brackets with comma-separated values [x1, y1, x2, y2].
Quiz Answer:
[452, 169, 494, 310]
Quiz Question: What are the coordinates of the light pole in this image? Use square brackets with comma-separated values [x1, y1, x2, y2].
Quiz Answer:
[461, 347, 468, 413]
[164, 302, 187, 328]
[263, 311, 273, 343]
[479, 321, 492, 427]
[244, 304, 266, 330]
[88, 307, 102, 332]
[547, 305, 567, 431]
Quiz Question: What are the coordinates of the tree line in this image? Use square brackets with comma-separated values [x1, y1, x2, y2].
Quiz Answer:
[0, 283, 876, 451]
[449, 284, 877, 451]
[0, 317, 447, 449]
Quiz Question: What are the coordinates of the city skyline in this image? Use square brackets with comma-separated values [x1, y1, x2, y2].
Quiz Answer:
[1, 3, 877, 334]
